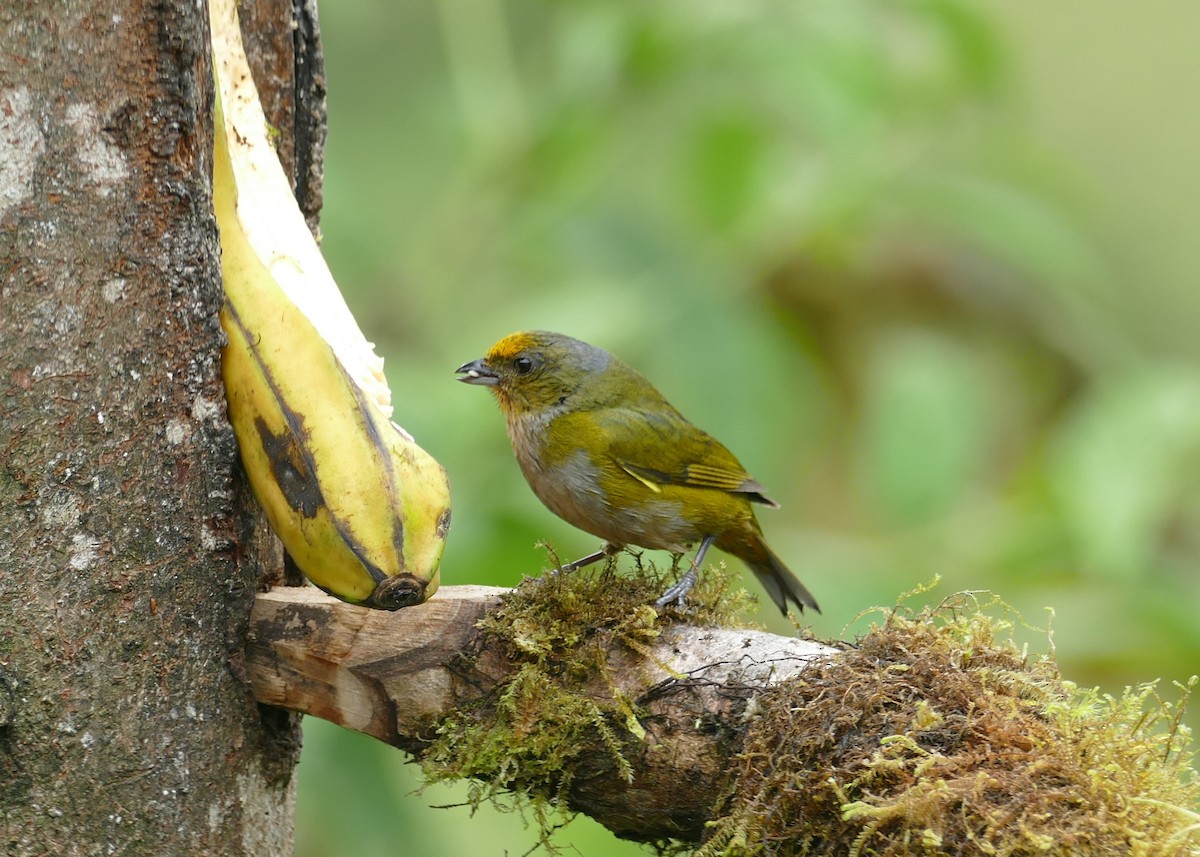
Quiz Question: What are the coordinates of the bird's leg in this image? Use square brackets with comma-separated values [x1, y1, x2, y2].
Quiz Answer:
[557, 541, 623, 574]
[655, 534, 716, 609]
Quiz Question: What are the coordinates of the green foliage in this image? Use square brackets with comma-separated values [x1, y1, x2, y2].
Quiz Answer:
[297, 0, 1200, 853]
[1048, 367, 1200, 581]
[858, 331, 988, 524]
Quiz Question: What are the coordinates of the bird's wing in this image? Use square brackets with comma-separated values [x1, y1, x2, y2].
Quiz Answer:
[594, 406, 779, 507]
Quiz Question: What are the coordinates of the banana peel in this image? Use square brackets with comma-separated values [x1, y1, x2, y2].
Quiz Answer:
[210, 0, 449, 609]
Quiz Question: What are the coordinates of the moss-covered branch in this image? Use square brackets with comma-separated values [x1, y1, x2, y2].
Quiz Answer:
[247, 571, 831, 840]
[246, 571, 1199, 855]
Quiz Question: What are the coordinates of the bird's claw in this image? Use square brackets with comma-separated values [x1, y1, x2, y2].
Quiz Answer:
[654, 567, 698, 611]
[653, 593, 693, 613]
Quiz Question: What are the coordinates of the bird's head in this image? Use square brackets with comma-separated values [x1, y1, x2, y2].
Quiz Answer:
[455, 330, 621, 418]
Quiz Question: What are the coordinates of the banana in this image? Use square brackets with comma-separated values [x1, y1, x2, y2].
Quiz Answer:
[210, 0, 450, 609]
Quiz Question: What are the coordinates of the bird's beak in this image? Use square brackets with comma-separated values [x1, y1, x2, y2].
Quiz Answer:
[455, 358, 500, 386]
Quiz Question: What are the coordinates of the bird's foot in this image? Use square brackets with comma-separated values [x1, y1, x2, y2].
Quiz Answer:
[559, 543, 622, 574]
[543, 542, 623, 581]
[654, 566, 698, 611]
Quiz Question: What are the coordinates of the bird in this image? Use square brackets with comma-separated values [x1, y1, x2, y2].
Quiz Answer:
[455, 330, 819, 616]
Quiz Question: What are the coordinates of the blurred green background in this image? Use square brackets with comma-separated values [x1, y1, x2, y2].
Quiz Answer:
[294, 1, 1200, 854]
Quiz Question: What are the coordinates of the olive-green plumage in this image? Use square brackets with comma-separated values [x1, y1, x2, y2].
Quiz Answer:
[456, 330, 819, 615]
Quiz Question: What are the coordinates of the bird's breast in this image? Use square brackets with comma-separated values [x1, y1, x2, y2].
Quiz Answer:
[506, 414, 697, 550]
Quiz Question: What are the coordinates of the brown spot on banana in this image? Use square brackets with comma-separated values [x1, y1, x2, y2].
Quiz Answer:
[253, 416, 322, 518]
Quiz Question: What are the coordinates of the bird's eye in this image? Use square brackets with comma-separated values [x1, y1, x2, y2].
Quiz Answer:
[513, 356, 534, 375]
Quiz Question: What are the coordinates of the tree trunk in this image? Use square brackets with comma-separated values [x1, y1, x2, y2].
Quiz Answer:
[0, 1, 317, 852]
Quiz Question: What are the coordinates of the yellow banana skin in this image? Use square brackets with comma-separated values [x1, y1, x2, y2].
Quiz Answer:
[212, 66, 449, 609]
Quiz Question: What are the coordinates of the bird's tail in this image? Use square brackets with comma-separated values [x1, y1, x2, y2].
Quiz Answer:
[743, 542, 820, 616]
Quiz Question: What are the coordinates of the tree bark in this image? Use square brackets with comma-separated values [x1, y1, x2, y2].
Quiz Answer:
[0, 1, 314, 853]
[238, 0, 328, 230]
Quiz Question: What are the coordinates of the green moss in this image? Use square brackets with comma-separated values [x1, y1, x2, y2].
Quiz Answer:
[420, 553, 752, 834]
[701, 593, 1200, 856]
[422, 574, 1198, 855]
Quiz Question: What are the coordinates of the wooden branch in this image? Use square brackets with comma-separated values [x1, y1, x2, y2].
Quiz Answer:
[247, 586, 1200, 852]
[246, 585, 834, 841]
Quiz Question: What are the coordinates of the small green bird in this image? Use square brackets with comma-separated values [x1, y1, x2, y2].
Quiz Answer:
[456, 330, 819, 616]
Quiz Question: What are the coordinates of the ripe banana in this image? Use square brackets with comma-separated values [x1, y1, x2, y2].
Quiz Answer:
[211, 0, 449, 609]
